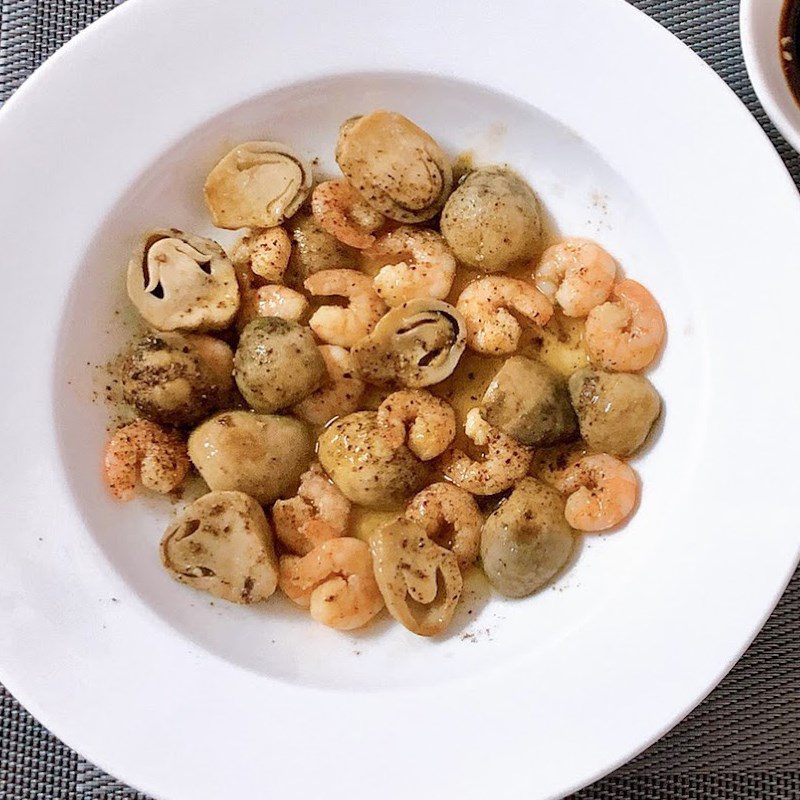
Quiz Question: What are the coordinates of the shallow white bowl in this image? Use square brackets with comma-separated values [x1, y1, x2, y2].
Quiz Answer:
[1, 1, 799, 798]
[741, 0, 800, 152]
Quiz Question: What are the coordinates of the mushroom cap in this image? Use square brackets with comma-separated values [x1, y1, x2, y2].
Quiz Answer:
[370, 518, 462, 636]
[204, 141, 312, 229]
[441, 166, 543, 272]
[335, 111, 453, 223]
[160, 490, 279, 604]
[233, 317, 326, 413]
[121, 331, 234, 426]
[188, 411, 314, 505]
[126, 229, 239, 332]
[317, 411, 428, 510]
[480, 478, 575, 598]
[352, 299, 466, 388]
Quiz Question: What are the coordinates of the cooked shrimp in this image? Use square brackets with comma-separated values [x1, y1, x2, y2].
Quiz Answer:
[305, 269, 387, 347]
[376, 389, 456, 461]
[369, 227, 456, 307]
[534, 238, 616, 317]
[405, 482, 482, 569]
[279, 537, 384, 630]
[311, 179, 385, 249]
[272, 462, 351, 555]
[293, 345, 365, 426]
[241, 226, 292, 282]
[440, 408, 533, 495]
[236, 282, 308, 330]
[103, 419, 190, 501]
[542, 452, 637, 532]
[585, 279, 665, 371]
[456, 276, 553, 355]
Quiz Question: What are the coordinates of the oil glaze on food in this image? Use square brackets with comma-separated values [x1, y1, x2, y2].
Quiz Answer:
[102, 109, 665, 637]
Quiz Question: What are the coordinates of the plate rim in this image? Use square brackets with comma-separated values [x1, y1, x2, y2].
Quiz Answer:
[0, 1, 799, 798]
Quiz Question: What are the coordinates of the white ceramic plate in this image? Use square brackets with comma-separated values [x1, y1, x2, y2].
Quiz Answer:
[1, 1, 799, 798]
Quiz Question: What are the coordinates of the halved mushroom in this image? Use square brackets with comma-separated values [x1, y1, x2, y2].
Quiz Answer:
[370, 518, 462, 636]
[126, 229, 239, 332]
[121, 331, 234, 426]
[204, 142, 312, 229]
[352, 299, 466, 387]
[335, 110, 453, 223]
[160, 490, 279, 604]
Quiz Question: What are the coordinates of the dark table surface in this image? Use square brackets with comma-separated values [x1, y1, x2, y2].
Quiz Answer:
[0, 1, 798, 798]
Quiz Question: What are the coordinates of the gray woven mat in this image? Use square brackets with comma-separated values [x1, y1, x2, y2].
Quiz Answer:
[1, 1, 799, 798]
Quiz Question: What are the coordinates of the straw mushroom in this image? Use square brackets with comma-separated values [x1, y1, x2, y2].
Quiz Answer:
[188, 412, 314, 505]
[160, 491, 279, 604]
[481, 478, 575, 598]
[441, 167, 543, 272]
[126, 229, 239, 332]
[317, 411, 428, 509]
[335, 111, 453, 223]
[204, 141, 312, 229]
[352, 299, 466, 387]
[121, 332, 234, 426]
[370, 518, 462, 636]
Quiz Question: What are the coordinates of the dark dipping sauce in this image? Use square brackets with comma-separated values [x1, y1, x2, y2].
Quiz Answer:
[781, 0, 800, 105]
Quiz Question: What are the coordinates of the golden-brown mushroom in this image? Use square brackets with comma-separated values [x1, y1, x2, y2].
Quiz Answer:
[370, 518, 462, 636]
[352, 299, 466, 387]
[317, 411, 428, 510]
[160, 490, 279, 604]
[204, 141, 312, 229]
[335, 110, 453, 223]
[126, 229, 239, 332]
[188, 411, 314, 505]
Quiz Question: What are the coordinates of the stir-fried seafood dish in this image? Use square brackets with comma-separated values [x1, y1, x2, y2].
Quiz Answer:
[104, 109, 665, 637]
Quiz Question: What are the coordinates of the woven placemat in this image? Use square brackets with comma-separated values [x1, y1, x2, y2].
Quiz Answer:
[0, 1, 798, 798]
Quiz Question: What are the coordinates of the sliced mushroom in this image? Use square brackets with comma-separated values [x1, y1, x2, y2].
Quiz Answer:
[204, 141, 312, 229]
[370, 518, 462, 636]
[335, 110, 453, 223]
[121, 332, 234, 426]
[160, 490, 279, 604]
[352, 299, 466, 387]
[126, 229, 239, 332]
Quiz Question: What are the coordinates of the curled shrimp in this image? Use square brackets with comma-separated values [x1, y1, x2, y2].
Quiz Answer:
[305, 269, 387, 347]
[239, 226, 292, 282]
[293, 345, 365, 426]
[440, 408, 533, 495]
[405, 482, 482, 569]
[279, 537, 384, 630]
[456, 276, 553, 355]
[103, 419, 190, 501]
[376, 389, 456, 461]
[585, 279, 665, 371]
[534, 238, 616, 317]
[239, 283, 309, 330]
[272, 462, 351, 555]
[311, 179, 385, 249]
[541, 452, 637, 532]
[369, 227, 456, 307]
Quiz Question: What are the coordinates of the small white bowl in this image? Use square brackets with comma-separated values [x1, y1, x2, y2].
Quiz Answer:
[741, 0, 800, 151]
